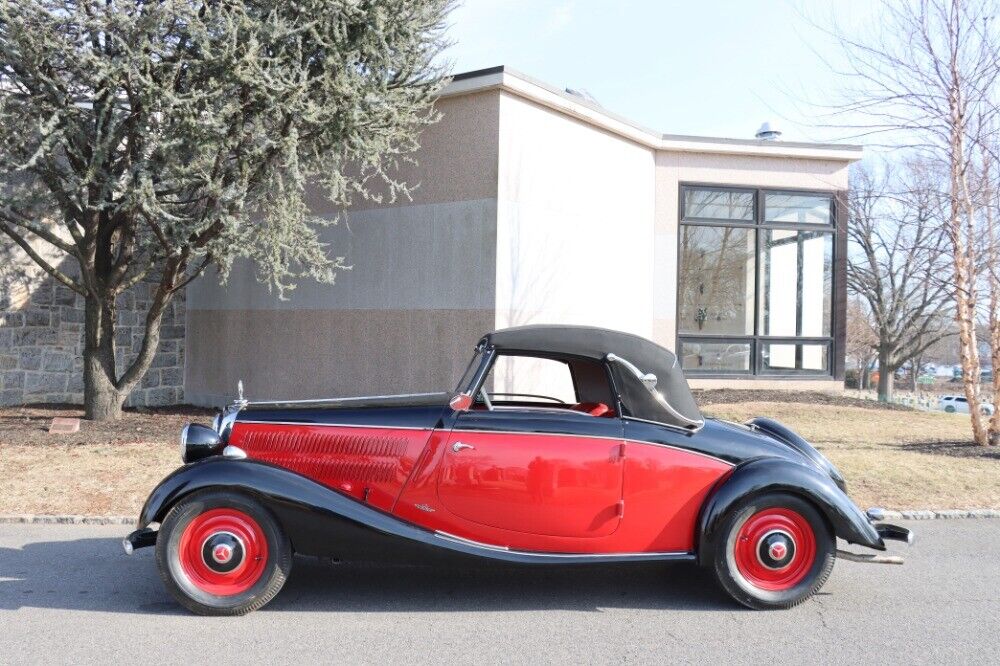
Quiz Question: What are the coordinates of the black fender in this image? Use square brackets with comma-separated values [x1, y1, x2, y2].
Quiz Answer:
[136, 457, 695, 565]
[138, 457, 455, 563]
[696, 457, 884, 566]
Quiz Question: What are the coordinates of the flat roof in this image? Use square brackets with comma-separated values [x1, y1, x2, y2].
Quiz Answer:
[442, 66, 863, 162]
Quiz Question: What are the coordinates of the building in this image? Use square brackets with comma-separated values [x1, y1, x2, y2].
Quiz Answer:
[0, 66, 862, 408]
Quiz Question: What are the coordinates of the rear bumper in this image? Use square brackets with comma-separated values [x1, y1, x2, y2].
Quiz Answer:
[866, 507, 915, 545]
[122, 527, 157, 554]
[875, 522, 914, 545]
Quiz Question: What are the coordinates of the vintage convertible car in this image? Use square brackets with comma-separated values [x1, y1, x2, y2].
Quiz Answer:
[124, 325, 912, 615]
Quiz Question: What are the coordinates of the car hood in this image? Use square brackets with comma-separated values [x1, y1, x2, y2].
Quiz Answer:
[234, 392, 451, 430]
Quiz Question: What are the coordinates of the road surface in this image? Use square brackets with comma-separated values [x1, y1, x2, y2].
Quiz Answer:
[1, 520, 997, 664]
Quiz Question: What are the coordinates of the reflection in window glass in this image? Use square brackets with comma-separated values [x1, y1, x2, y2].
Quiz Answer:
[762, 343, 829, 373]
[678, 226, 756, 335]
[488, 355, 577, 404]
[683, 188, 753, 221]
[680, 341, 752, 372]
[760, 230, 832, 337]
[765, 193, 832, 225]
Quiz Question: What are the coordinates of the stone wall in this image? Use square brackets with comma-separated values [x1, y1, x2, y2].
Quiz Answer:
[0, 277, 185, 407]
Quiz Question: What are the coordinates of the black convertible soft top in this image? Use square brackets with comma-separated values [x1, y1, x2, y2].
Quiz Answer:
[480, 325, 703, 429]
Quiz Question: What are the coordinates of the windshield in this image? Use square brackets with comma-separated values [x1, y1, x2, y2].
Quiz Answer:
[454, 349, 482, 392]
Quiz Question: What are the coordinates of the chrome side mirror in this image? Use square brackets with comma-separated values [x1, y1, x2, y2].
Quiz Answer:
[449, 392, 473, 412]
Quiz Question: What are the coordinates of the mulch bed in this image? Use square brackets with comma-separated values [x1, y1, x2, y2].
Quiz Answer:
[0, 403, 213, 447]
[694, 389, 914, 411]
[892, 440, 1000, 460]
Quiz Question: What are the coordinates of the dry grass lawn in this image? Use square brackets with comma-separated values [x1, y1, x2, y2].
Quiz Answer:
[1, 396, 998, 516]
[701, 401, 1000, 510]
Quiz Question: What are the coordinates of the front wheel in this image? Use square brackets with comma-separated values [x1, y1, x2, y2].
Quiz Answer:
[712, 493, 835, 610]
[155, 489, 292, 615]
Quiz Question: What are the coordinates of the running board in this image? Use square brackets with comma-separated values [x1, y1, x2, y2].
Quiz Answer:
[837, 549, 904, 565]
[433, 531, 696, 564]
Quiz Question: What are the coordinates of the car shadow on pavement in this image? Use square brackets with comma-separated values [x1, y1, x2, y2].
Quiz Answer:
[0, 537, 735, 615]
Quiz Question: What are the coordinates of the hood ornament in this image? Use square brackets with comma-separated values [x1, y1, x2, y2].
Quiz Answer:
[233, 380, 248, 408]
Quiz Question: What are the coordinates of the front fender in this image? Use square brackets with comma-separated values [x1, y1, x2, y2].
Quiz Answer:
[136, 457, 449, 560]
[697, 457, 883, 565]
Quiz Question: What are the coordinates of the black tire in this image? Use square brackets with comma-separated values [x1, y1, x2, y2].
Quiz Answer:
[155, 489, 292, 616]
[945, 405, 956, 413]
[711, 493, 835, 610]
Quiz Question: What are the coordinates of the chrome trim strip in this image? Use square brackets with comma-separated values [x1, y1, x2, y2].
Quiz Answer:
[243, 392, 446, 406]
[232, 421, 731, 466]
[450, 426, 735, 467]
[434, 530, 691, 559]
[235, 420, 432, 431]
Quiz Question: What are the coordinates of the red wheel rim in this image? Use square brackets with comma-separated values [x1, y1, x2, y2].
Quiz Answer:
[177, 508, 269, 596]
[733, 507, 816, 591]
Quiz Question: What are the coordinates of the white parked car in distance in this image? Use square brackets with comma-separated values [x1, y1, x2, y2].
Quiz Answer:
[938, 395, 995, 416]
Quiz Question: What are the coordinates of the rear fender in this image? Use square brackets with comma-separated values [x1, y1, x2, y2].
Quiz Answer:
[696, 457, 883, 565]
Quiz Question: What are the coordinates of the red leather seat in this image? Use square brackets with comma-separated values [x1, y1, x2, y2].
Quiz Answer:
[570, 402, 612, 417]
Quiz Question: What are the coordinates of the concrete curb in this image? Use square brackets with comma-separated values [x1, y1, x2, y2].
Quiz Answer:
[1, 510, 998, 525]
[881, 509, 1000, 520]
[0, 515, 135, 525]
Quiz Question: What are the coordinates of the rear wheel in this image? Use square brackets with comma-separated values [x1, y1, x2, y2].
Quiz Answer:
[712, 493, 835, 610]
[155, 490, 292, 616]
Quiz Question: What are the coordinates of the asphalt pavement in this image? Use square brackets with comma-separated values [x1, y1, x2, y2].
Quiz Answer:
[1, 519, 997, 664]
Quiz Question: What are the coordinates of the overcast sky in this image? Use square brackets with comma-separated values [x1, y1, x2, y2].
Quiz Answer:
[443, 0, 877, 144]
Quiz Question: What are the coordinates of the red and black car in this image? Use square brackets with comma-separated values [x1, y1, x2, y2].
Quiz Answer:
[125, 325, 912, 615]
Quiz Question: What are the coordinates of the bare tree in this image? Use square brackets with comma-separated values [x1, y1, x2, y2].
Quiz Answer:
[845, 297, 878, 389]
[847, 162, 954, 402]
[826, 0, 1000, 444]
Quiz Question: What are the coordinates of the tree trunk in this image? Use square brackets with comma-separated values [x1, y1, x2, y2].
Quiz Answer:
[83, 294, 125, 420]
[950, 118, 988, 445]
[80, 265, 178, 420]
[877, 348, 894, 402]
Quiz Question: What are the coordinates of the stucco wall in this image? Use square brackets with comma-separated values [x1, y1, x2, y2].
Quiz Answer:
[492, 91, 656, 394]
[185, 93, 501, 406]
[653, 152, 851, 351]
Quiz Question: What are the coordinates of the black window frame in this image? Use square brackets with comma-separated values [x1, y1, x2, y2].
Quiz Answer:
[676, 183, 840, 379]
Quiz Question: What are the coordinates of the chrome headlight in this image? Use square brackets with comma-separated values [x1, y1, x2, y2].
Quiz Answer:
[180, 423, 223, 463]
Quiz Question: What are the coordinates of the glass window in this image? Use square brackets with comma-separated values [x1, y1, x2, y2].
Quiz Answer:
[683, 188, 754, 221]
[678, 226, 756, 335]
[761, 342, 829, 373]
[680, 340, 752, 373]
[759, 230, 832, 337]
[764, 193, 832, 226]
[487, 355, 577, 404]
[677, 185, 837, 377]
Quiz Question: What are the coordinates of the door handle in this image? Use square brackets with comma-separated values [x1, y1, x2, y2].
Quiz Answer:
[452, 442, 475, 453]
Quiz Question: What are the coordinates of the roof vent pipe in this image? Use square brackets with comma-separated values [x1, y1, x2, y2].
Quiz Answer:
[755, 121, 782, 141]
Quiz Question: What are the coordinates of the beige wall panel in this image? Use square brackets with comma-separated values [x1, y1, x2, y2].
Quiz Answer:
[184, 308, 492, 406]
[304, 91, 500, 215]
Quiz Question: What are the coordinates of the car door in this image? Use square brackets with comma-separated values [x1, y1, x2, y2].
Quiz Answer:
[436, 408, 625, 538]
